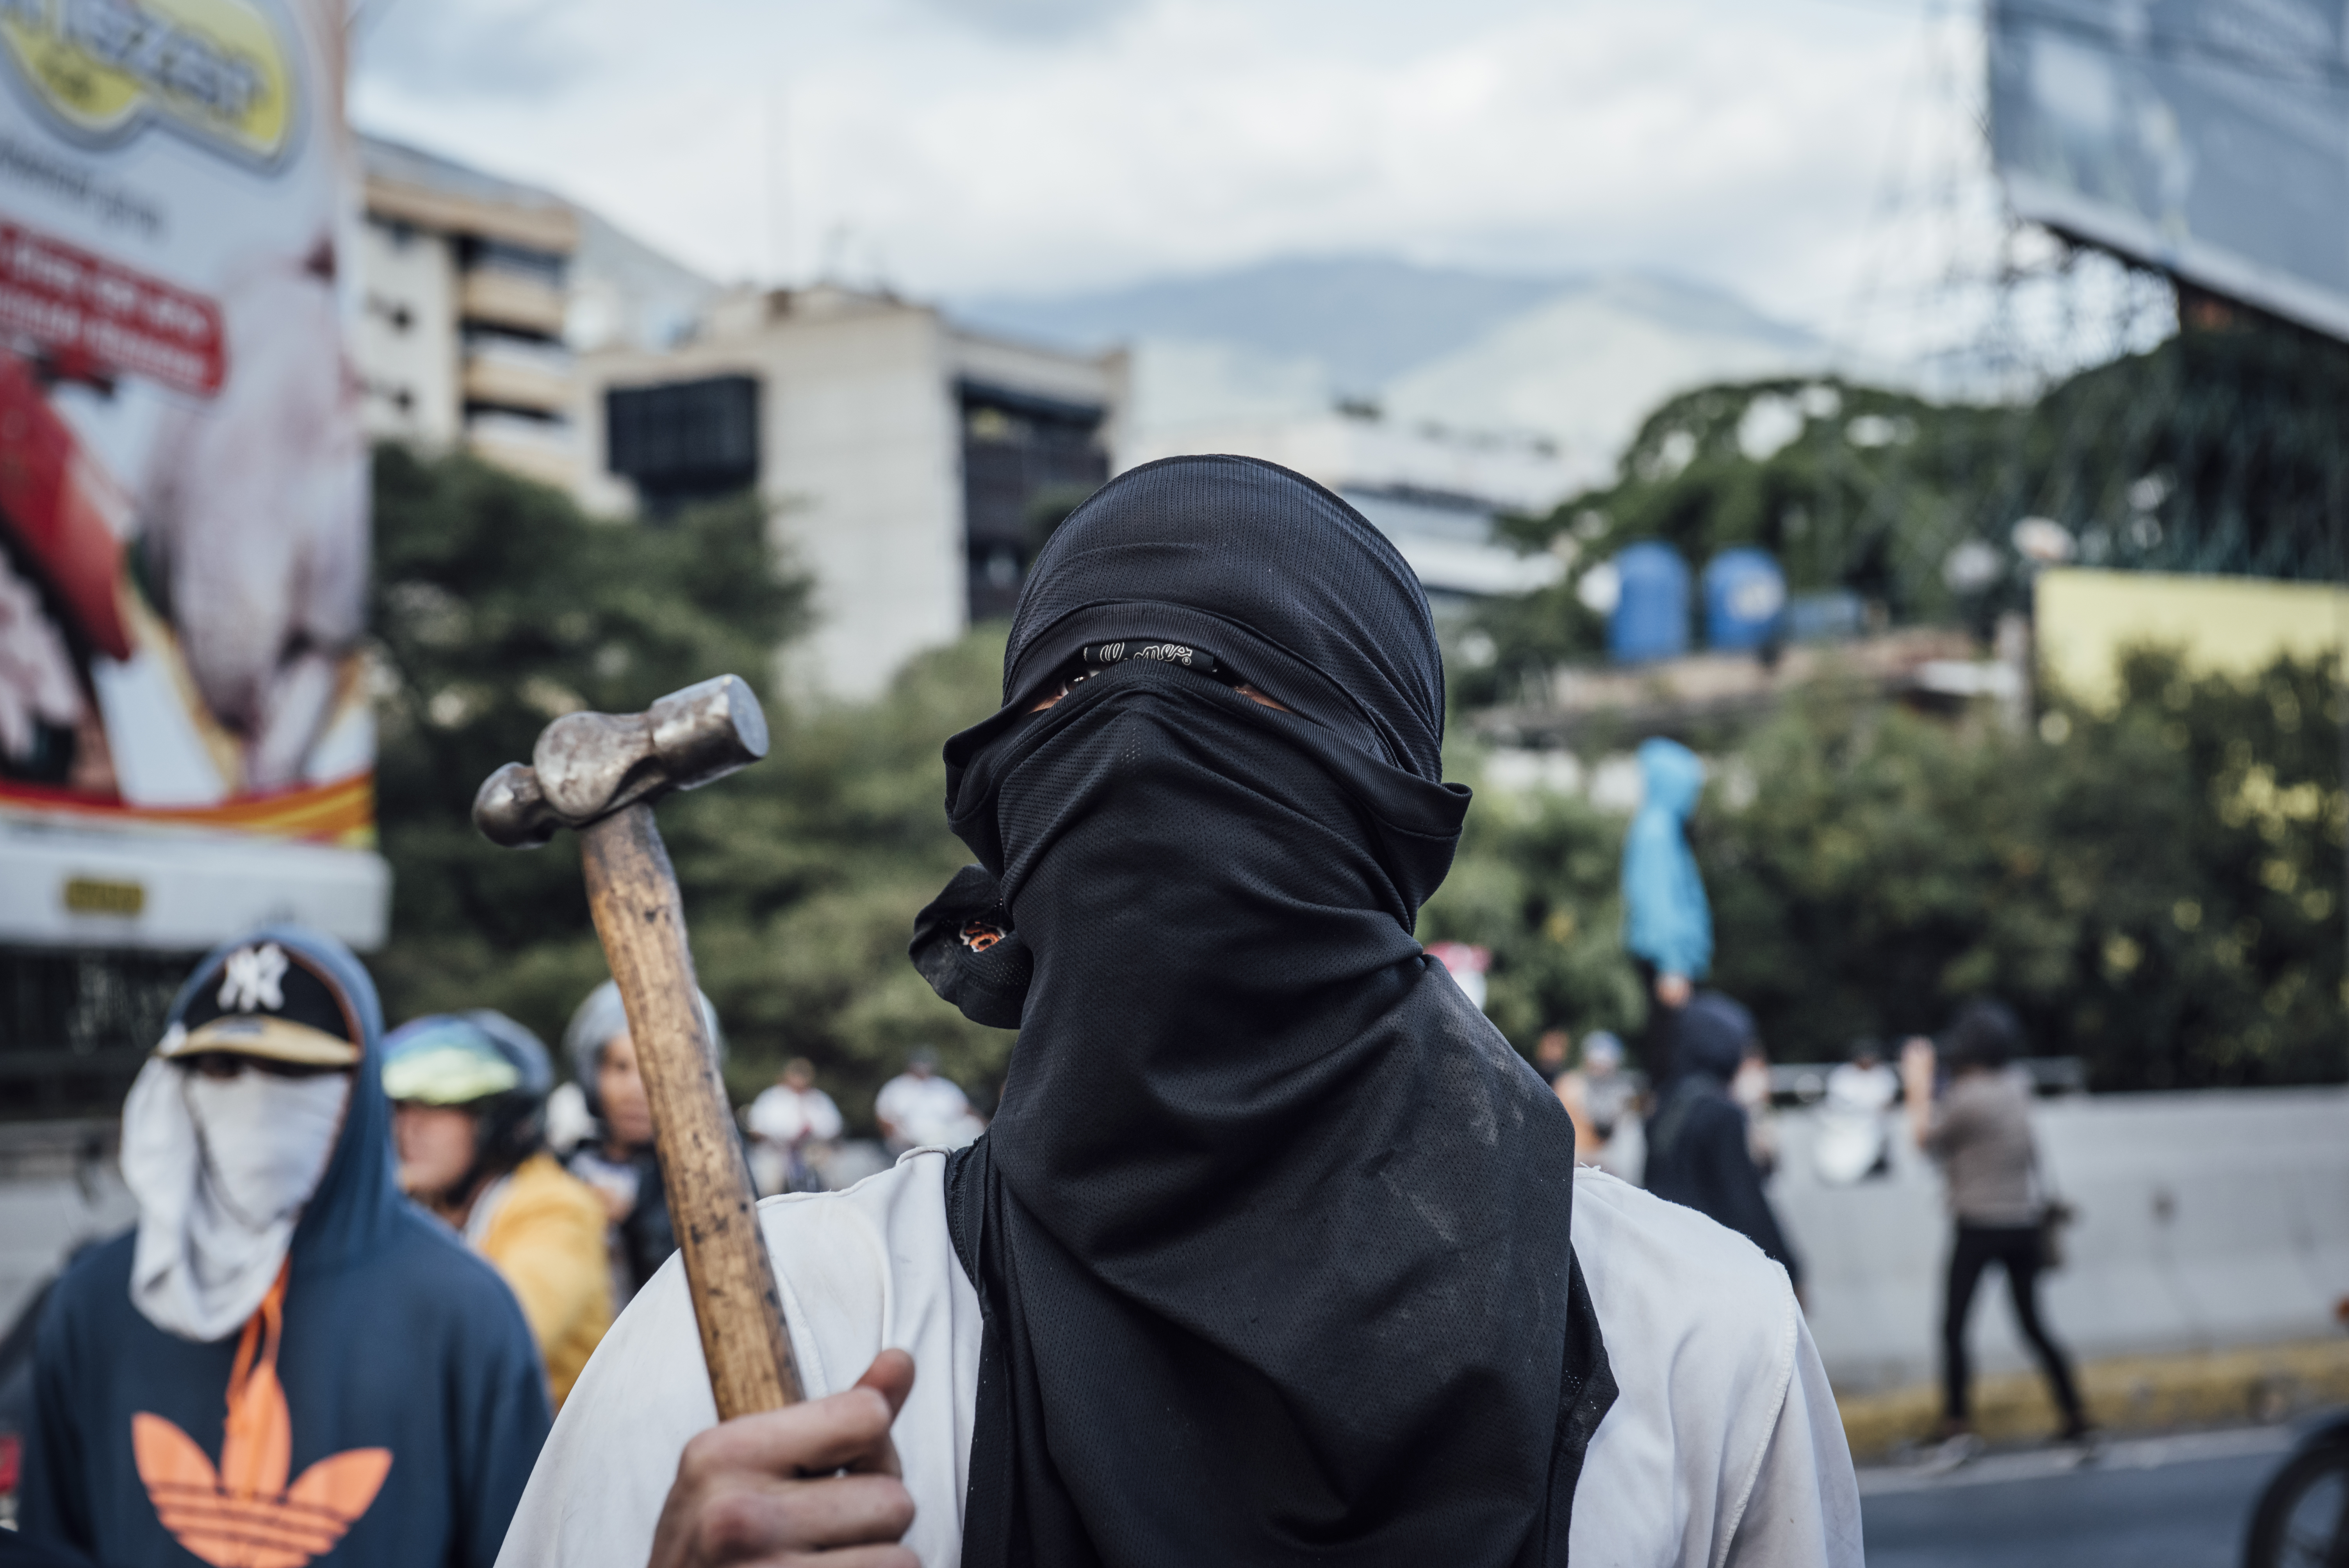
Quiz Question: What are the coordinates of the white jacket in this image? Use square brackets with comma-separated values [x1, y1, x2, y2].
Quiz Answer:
[497, 1152, 1862, 1567]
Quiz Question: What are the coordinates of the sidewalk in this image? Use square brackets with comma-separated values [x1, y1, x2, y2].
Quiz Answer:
[1836, 1336, 2349, 1461]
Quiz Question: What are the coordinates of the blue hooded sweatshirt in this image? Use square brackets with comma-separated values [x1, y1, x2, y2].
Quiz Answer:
[20, 925, 551, 1567]
[1620, 737, 1713, 980]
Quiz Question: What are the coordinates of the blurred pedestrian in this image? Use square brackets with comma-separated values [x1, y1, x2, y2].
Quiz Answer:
[1533, 1026, 1572, 1083]
[1536, 1028, 1594, 1155]
[1642, 992, 1802, 1293]
[1544, 1028, 1638, 1170]
[19, 928, 547, 1566]
[385, 1011, 612, 1407]
[1828, 1039, 1897, 1122]
[1621, 737, 1711, 1088]
[1731, 1042, 1779, 1178]
[1904, 999, 2090, 1457]
[1577, 1032, 1641, 1177]
[542, 1078, 594, 1158]
[561, 980, 726, 1307]
[745, 1057, 843, 1195]
[874, 1046, 984, 1155]
[1814, 1039, 1896, 1185]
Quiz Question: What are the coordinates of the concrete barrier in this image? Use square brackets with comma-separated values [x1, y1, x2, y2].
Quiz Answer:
[1767, 1086, 2349, 1393]
[6, 1086, 2345, 1402]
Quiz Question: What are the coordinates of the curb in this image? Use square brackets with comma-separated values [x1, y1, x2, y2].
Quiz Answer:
[1836, 1336, 2349, 1462]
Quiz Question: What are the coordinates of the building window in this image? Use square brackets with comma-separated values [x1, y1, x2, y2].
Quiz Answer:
[959, 380, 1107, 622]
[462, 237, 567, 291]
[606, 374, 761, 518]
[0, 948, 198, 1116]
[365, 293, 414, 333]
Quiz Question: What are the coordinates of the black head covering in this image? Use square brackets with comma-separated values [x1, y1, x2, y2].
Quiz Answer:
[920, 455, 1613, 1566]
[1672, 991, 1756, 1084]
[1943, 996, 2022, 1070]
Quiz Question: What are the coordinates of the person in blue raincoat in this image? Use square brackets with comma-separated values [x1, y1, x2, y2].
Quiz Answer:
[20, 925, 549, 1566]
[1621, 737, 1712, 1088]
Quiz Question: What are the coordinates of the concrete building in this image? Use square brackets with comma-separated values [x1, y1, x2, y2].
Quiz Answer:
[353, 135, 1121, 702]
[357, 139, 1558, 697]
[355, 135, 583, 488]
[354, 135, 718, 494]
[574, 285, 1125, 700]
[1121, 407, 1567, 610]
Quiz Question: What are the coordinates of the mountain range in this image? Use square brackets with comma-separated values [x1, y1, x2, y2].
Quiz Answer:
[955, 257, 1832, 495]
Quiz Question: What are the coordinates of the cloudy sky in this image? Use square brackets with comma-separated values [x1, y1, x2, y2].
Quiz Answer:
[351, 0, 1968, 330]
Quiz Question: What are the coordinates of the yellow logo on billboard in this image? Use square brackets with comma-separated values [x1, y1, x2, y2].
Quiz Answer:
[0, 0, 294, 162]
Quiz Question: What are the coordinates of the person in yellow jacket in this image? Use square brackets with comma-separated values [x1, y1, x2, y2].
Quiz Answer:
[385, 1011, 612, 1407]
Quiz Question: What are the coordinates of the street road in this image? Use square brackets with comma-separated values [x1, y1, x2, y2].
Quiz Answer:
[1859, 1425, 2297, 1568]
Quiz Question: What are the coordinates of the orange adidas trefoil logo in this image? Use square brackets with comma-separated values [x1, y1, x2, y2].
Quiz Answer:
[132, 1267, 390, 1568]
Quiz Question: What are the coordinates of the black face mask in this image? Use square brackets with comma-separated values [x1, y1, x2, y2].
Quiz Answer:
[916, 455, 1613, 1567]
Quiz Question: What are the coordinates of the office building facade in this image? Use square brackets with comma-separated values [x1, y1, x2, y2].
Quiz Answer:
[575, 285, 1125, 699]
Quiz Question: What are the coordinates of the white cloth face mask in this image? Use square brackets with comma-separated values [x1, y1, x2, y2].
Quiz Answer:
[123, 1059, 351, 1342]
[185, 1069, 351, 1229]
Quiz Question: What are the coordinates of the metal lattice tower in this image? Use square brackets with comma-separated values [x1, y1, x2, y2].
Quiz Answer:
[1833, 2, 2345, 599]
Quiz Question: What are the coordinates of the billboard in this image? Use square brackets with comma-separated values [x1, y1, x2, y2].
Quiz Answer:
[2036, 567, 2347, 709]
[1989, 0, 2349, 340]
[0, 0, 385, 950]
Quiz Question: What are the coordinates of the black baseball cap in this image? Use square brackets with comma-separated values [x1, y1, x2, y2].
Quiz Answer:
[154, 940, 362, 1068]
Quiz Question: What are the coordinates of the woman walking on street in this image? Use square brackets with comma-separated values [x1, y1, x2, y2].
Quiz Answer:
[1904, 998, 2091, 1458]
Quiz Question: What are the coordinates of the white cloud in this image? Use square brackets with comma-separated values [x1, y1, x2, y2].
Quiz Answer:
[355, 0, 600, 102]
[911, 0, 1142, 41]
[351, 0, 1939, 329]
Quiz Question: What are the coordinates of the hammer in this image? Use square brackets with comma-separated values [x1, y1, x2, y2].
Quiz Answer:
[474, 674, 803, 1417]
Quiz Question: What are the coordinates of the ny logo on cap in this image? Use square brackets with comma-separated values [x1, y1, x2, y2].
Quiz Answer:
[217, 945, 290, 1014]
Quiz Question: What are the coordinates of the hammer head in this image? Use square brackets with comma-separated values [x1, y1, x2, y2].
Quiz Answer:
[473, 674, 769, 848]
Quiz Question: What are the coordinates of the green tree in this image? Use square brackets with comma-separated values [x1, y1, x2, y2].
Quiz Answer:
[369, 447, 2344, 1111]
[1461, 377, 2010, 704]
[369, 447, 1013, 1125]
[1464, 314, 2349, 705]
[1415, 772, 1645, 1046]
[1433, 651, 2347, 1090]
[674, 631, 1020, 1115]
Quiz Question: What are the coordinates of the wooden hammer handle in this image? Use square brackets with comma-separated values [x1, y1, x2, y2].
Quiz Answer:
[579, 804, 804, 1418]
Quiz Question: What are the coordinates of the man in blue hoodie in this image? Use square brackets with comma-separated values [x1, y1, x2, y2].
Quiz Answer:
[1621, 736, 1712, 1087]
[19, 925, 550, 1566]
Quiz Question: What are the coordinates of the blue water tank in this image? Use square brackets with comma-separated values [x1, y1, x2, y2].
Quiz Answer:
[1703, 548, 1787, 652]
[1608, 542, 1691, 663]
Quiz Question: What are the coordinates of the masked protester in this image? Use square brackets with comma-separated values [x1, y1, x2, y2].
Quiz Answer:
[19, 927, 549, 1566]
[1643, 992, 1803, 1294]
[499, 457, 1861, 1567]
[560, 980, 725, 1307]
[385, 1011, 613, 1407]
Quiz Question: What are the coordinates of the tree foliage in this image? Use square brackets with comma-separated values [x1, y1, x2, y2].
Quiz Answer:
[1432, 651, 2347, 1090]
[1463, 317, 2349, 706]
[370, 446, 2344, 1113]
[370, 446, 1013, 1126]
